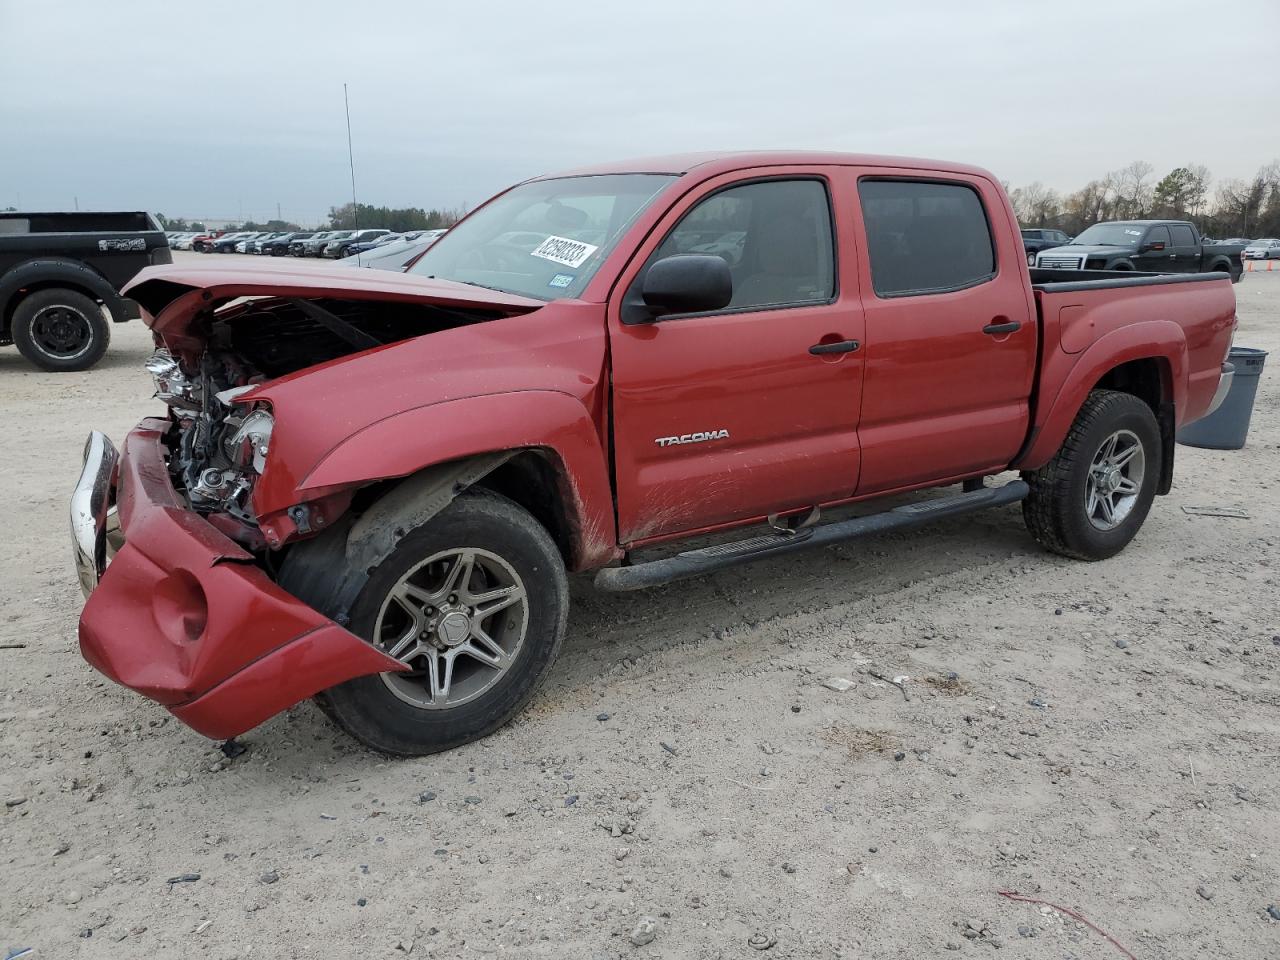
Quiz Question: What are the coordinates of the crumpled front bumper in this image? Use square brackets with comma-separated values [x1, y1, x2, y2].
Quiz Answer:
[72, 419, 405, 740]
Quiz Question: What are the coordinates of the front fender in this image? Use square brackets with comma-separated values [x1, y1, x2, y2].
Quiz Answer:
[295, 390, 617, 569]
[1014, 321, 1186, 470]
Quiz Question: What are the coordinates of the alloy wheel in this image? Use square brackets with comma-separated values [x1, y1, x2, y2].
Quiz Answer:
[374, 548, 528, 709]
[1085, 429, 1145, 531]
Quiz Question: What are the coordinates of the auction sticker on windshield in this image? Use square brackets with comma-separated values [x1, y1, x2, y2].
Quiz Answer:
[531, 235, 599, 269]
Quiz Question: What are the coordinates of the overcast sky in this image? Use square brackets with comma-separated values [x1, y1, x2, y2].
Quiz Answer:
[1, 1, 1275, 225]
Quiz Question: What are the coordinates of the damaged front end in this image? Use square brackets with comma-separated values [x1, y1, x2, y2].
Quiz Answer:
[143, 347, 275, 550]
[73, 271, 545, 739]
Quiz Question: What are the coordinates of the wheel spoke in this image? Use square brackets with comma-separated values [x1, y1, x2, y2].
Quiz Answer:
[438, 551, 475, 601]
[394, 580, 435, 610]
[471, 582, 526, 620]
[1115, 477, 1139, 495]
[438, 651, 457, 698]
[1112, 444, 1141, 469]
[384, 628, 421, 660]
[425, 652, 445, 703]
[1096, 433, 1118, 466]
[1098, 493, 1116, 526]
[466, 626, 510, 668]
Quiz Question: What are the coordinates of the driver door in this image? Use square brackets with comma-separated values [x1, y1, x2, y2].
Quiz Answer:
[607, 169, 865, 544]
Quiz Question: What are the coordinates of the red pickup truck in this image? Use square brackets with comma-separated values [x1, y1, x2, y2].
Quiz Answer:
[72, 152, 1237, 755]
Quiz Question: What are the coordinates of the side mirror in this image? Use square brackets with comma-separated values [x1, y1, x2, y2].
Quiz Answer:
[1142, 241, 1166, 252]
[628, 255, 732, 324]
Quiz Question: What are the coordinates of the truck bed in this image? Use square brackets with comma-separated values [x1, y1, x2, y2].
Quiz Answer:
[1025, 268, 1236, 470]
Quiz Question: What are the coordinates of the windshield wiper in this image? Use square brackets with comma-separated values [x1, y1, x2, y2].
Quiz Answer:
[426, 275, 510, 294]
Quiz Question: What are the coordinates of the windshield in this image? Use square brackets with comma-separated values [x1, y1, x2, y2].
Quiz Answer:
[1071, 223, 1146, 247]
[409, 174, 677, 300]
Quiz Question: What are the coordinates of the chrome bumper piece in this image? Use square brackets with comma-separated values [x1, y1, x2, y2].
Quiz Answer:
[71, 431, 119, 598]
[1205, 362, 1235, 418]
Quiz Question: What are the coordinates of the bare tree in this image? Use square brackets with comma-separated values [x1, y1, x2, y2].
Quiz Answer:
[1008, 181, 1061, 226]
[1109, 161, 1154, 219]
[1009, 158, 1280, 239]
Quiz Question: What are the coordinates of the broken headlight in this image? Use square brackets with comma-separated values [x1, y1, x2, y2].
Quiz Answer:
[145, 348, 198, 411]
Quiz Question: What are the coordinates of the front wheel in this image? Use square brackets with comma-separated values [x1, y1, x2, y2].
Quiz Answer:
[316, 489, 568, 756]
[1022, 390, 1161, 561]
[12, 288, 111, 372]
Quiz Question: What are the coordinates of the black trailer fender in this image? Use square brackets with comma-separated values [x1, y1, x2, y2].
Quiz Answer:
[0, 257, 139, 335]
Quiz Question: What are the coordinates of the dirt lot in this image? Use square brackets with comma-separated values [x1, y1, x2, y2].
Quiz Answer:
[2, 256, 1278, 959]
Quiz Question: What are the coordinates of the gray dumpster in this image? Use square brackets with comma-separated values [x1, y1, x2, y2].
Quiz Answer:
[1176, 347, 1267, 450]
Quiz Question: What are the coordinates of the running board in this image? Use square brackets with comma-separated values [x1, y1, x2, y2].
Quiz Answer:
[594, 480, 1029, 592]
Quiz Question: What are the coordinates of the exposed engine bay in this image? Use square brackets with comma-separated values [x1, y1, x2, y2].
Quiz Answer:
[148, 296, 505, 542]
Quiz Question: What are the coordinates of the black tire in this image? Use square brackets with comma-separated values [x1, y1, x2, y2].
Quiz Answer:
[316, 489, 569, 756]
[12, 288, 110, 372]
[1022, 390, 1161, 561]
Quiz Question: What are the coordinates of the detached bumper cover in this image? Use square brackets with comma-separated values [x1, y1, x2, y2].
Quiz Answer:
[75, 419, 405, 739]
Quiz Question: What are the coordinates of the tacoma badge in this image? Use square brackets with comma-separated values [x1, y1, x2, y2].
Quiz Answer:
[654, 429, 730, 448]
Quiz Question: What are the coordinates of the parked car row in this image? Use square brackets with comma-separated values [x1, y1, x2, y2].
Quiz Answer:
[163, 227, 450, 262]
[1242, 238, 1280, 260]
[338, 230, 447, 271]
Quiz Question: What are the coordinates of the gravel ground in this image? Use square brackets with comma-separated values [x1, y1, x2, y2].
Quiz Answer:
[2, 256, 1278, 959]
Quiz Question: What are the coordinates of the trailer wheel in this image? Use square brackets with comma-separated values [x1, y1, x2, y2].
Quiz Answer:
[12, 288, 111, 372]
[1022, 390, 1161, 561]
[316, 488, 568, 756]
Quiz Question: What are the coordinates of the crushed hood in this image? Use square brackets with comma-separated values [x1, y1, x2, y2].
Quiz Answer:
[124, 259, 545, 347]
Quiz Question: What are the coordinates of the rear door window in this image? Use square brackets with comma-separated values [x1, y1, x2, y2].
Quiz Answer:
[1169, 224, 1196, 246]
[858, 180, 996, 297]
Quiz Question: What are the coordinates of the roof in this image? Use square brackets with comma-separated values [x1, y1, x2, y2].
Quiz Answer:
[535, 151, 995, 181]
[1101, 219, 1193, 226]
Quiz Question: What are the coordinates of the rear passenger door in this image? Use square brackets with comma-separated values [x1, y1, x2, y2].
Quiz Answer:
[850, 175, 1037, 494]
[1168, 224, 1199, 272]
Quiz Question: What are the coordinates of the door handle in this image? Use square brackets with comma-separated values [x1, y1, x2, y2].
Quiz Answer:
[809, 339, 860, 355]
[982, 320, 1021, 336]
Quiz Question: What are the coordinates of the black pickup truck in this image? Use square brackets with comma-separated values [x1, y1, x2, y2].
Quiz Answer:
[1035, 220, 1244, 282]
[0, 211, 170, 371]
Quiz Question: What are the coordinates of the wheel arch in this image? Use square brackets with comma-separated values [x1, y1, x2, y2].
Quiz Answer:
[1014, 321, 1186, 485]
[290, 390, 620, 572]
[0, 259, 125, 334]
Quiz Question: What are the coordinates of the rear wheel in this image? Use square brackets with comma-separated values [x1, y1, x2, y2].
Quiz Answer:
[316, 489, 568, 756]
[12, 288, 110, 372]
[1022, 390, 1161, 560]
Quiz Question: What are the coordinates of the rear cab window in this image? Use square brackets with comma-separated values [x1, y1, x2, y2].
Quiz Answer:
[857, 179, 996, 297]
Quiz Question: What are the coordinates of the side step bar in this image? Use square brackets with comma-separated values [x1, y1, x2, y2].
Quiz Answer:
[594, 480, 1029, 592]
